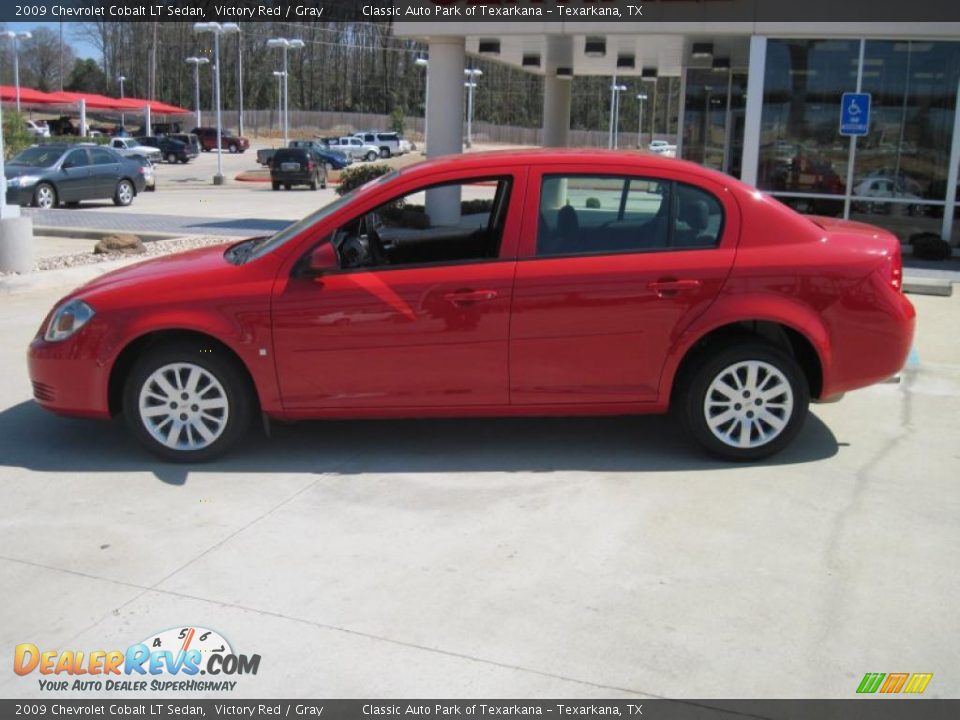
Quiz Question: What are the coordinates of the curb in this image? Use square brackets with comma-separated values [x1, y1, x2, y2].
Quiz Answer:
[34, 226, 182, 242]
[903, 277, 954, 297]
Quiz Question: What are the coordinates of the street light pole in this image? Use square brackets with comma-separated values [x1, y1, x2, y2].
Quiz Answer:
[184, 57, 209, 128]
[117, 75, 126, 130]
[3, 31, 32, 113]
[273, 71, 285, 133]
[236, 25, 244, 137]
[194, 23, 239, 185]
[636, 91, 648, 148]
[267, 38, 305, 146]
[609, 82, 627, 149]
[463, 67, 483, 149]
[415, 56, 429, 153]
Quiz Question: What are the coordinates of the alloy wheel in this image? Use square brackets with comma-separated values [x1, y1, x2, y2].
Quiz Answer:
[703, 360, 794, 449]
[138, 363, 230, 451]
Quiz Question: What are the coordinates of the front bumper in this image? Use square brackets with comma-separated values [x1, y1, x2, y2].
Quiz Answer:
[27, 333, 112, 419]
[5, 185, 35, 206]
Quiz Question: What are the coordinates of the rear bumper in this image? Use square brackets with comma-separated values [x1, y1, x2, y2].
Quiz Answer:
[271, 171, 314, 184]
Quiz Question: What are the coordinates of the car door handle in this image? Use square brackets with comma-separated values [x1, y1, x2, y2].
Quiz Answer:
[648, 279, 702, 295]
[444, 289, 499, 306]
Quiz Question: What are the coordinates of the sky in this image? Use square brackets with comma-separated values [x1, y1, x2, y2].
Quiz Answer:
[5, 22, 98, 60]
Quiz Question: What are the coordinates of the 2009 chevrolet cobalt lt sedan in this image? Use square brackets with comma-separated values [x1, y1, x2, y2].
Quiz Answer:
[28, 150, 915, 462]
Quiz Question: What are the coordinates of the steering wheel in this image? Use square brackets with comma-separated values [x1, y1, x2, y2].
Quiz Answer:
[363, 212, 387, 265]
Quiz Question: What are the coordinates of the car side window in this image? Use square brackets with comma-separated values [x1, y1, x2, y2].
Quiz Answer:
[330, 176, 513, 271]
[90, 148, 117, 165]
[63, 149, 91, 168]
[536, 175, 724, 257]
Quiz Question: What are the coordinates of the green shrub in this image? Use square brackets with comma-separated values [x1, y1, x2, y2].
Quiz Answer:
[2, 111, 33, 160]
[335, 163, 394, 196]
[390, 107, 406, 135]
[585, 197, 601, 209]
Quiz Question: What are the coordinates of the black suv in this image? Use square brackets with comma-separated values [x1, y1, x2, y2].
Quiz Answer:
[137, 136, 198, 164]
[270, 148, 327, 191]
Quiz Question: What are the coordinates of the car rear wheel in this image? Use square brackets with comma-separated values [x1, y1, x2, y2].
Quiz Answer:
[380, 147, 391, 159]
[228, 144, 238, 154]
[365, 151, 378, 162]
[271, 181, 280, 191]
[122, 343, 253, 462]
[113, 179, 135, 206]
[32, 182, 57, 209]
[167, 152, 178, 164]
[681, 342, 809, 461]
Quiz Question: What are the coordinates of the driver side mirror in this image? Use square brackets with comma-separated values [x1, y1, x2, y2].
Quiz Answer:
[62, 161, 75, 170]
[298, 242, 338, 278]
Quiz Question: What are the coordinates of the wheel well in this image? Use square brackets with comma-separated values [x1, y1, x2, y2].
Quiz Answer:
[108, 330, 259, 416]
[671, 321, 823, 401]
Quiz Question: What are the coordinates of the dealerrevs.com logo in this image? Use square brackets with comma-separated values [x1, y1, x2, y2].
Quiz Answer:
[13, 626, 261, 692]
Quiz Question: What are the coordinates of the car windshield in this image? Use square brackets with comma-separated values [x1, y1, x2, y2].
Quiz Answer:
[246, 170, 399, 261]
[125, 138, 141, 147]
[8, 147, 64, 167]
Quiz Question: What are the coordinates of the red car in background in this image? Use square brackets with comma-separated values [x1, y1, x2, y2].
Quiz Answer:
[27, 150, 915, 462]
[190, 126, 250, 154]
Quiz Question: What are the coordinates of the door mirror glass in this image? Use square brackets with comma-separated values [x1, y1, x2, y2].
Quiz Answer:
[303, 242, 338, 276]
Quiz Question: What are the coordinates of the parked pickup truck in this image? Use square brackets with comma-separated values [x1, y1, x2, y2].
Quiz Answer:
[257, 140, 352, 169]
[326, 136, 382, 162]
[109, 137, 162, 162]
[352, 131, 413, 158]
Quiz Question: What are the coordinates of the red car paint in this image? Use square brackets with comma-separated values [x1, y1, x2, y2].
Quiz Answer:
[28, 150, 914, 431]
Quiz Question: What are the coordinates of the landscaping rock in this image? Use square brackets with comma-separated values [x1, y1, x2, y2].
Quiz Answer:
[94, 233, 145, 255]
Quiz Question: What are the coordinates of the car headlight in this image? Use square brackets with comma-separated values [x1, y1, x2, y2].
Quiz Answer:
[7, 175, 41, 188]
[44, 299, 96, 342]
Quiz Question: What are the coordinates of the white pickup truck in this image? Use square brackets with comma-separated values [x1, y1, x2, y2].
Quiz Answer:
[109, 137, 163, 161]
[648, 140, 677, 158]
[327, 136, 381, 162]
[353, 131, 413, 158]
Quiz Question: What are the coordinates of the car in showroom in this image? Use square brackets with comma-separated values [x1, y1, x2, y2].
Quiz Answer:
[270, 147, 328, 191]
[27, 150, 914, 462]
[5, 144, 147, 209]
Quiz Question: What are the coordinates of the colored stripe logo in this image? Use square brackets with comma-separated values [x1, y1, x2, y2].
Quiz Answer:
[857, 672, 932, 694]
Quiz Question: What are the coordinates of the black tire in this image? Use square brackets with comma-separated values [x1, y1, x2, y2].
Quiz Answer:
[122, 341, 253, 463]
[379, 147, 391, 159]
[309, 173, 318, 191]
[32, 182, 58, 209]
[167, 152, 178, 164]
[284, 184, 291, 190]
[228, 144, 238, 154]
[680, 341, 809, 462]
[113, 179, 135, 206]
[271, 181, 280, 191]
[365, 151, 378, 162]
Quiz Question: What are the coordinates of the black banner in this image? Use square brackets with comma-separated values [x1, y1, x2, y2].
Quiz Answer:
[1, 700, 959, 719]
[2, 0, 960, 23]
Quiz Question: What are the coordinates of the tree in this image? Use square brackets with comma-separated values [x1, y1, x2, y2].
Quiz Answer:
[66, 58, 107, 93]
[22, 27, 75, 92]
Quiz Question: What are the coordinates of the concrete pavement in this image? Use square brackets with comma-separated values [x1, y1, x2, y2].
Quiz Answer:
[0, 280, 957, 699]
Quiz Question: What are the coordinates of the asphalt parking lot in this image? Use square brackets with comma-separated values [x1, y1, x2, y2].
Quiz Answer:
[0, 263, 957, 698]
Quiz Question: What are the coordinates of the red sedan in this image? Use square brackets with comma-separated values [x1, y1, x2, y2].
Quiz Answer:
[28, 150, 915, 462]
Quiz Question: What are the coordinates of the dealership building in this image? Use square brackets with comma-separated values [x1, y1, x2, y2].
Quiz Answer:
[394, 9, 960, 245]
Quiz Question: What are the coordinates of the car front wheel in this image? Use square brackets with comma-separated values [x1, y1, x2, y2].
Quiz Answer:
[122, 343, 253, 462]
[681, 342, 809, 461]
[365, 151, 378, 162]
[32, 182, 57, 209]
[167, 152, 178, 164]
[113, 179, 135, 206]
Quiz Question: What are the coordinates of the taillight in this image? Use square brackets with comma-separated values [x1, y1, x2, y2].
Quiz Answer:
[307, 161, 315, 171]
[889, 246, 903, 293]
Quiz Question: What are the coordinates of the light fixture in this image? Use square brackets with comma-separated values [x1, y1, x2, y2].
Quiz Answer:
[584, 37, 606, 58]
[617, 54, 635, 69]
[478, 39, 500, 55]
[691, 43, 713, 59]
[522, 53, 541, 68]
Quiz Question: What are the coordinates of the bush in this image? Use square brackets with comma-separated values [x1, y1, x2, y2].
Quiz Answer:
[585, 197, 601, 209]
[2, 111, 33, 160]
[335, 163, 394, 196]
[390, 107, 406, 135]
[910, 232, 952, 261]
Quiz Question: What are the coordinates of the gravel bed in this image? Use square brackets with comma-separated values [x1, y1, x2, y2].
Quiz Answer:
[4, 235, 239, 275]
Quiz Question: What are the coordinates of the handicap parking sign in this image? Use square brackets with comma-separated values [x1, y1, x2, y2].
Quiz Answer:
[840, 92, 871, 136]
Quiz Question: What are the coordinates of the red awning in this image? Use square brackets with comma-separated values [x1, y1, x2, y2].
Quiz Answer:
[0, 85, 62, 104]
[2, 85, 193, 115]
[40, 91, 130, 111]
[115, 97, 193, 115]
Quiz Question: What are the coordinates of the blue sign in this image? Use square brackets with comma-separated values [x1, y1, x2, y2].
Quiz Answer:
[840, 92, 871, 136]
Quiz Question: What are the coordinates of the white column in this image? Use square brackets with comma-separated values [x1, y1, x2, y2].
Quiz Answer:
[425, 37, 465, 226]
[740, 35, 767, 188]
[144, 105, 152, 136]
[79, 98, 87, 137]
[542, 36, 572, 148]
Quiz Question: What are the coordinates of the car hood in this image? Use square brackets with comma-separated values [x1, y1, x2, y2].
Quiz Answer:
[66, 242, 235, 302]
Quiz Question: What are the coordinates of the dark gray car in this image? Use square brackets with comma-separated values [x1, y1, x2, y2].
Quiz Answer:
[4, 144, 147, 209]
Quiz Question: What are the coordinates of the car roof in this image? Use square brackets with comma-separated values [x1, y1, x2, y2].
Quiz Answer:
[396, 149, 741, 188]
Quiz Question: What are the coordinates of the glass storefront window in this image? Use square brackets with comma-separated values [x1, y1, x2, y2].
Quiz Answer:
[850, 200, 945, 242]
[758, 39, 860, 195]
[853, 40, 960, 202]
